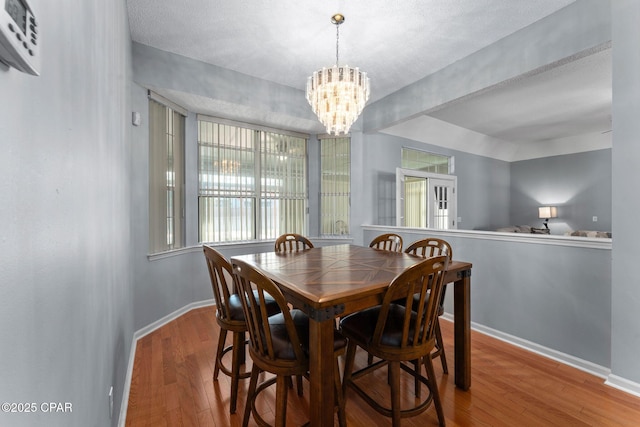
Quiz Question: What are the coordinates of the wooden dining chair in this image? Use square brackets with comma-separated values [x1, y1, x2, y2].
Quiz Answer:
[232, 258, 347, 427]
[274, 233, 315, 393]
[369, 233, 403, 253]
[274, 233, 314, 253]
[340, 256, 449, 427]
[404, 238, 453, 374]
[366, 233, 406, 364]
[202, 245, 279, 413]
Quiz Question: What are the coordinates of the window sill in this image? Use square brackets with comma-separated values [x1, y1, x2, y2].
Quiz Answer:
[147, 236, 355, 261]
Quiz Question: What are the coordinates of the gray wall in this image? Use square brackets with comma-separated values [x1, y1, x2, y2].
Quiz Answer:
[130, 85, 214, 332]
[363, 226, 612, 369]
[0, 2, 133, 427]
[611, 0, 640, 387]
[510, 149, 612, 234]
[359, 133, 511, 231]
[361, 135, 613, 236]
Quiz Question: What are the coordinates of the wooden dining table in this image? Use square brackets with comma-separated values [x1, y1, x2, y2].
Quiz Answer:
[231, 244, 472, 427]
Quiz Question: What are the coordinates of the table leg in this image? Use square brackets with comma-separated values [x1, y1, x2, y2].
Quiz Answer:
[453, 271, 471, 390]
[308, 317, 336, 427]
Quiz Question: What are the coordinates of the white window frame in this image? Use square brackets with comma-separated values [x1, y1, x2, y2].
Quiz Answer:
[197, 115, 309, 243]
[396, 168, 457, 229]
[401, 147, 454, 174]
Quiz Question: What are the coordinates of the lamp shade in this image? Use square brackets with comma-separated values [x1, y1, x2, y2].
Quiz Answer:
[538, 206, 558, 219]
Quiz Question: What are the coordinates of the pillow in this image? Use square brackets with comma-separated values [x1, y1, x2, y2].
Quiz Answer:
[568, 230, 612, 238]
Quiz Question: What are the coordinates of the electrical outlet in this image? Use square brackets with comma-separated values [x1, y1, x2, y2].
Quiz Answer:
[457, 217, 462, 223]
[592, 216, 598, 222]
[109, 386, 113, 418]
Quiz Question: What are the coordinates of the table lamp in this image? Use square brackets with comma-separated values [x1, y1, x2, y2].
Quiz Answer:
[538, 206, 558, 229]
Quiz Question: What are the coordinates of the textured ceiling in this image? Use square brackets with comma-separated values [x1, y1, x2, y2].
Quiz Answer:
[127, 1, 611, 154]
[128, 0, 576, 103]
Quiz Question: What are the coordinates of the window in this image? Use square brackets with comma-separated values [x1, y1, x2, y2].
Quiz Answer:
[198, 116, 308, 242]
[401, 147, 453, 174]
[148, 96, 186, 253]
[320, 136, 350, 235]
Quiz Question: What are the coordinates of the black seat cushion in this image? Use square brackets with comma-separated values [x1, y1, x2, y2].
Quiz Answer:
[227, 291, 279, 321]
[340, 304, 415, 348]
[268, 309, 346, 360]
[391, 290, 444, 317]
[411, 291, 444, 316]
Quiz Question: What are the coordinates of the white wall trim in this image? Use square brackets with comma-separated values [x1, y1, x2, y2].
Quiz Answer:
[362, 224, 612, 250]
[453, 314, 612, 379]
[117, 299, 215, 427]
[605, 375, 640, 399]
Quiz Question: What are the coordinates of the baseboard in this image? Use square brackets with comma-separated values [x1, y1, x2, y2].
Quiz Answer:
[117, 299, 215, 427]
[605, 374, 640, 398]
[441, 313, 611, 380]
[118, 303, 638, 425]
[117, 337, 138, 427]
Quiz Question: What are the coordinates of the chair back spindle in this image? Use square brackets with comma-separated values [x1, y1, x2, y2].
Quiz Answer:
[369, 233, 403, 253]
[373, 256, 449, 358]
[274, 233, 314, 253]
[203, 245, 236, 324]
[404, 237, 452, 260]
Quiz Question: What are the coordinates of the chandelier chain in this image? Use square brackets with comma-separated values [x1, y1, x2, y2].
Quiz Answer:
[335, 23, 340, 66]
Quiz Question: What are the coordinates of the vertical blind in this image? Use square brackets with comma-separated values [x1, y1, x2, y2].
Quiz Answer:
[148, 99, 185, 253]
[198, 117, 308, 243]
[320, 137, 350, 236]
[404, 177, 427, 228]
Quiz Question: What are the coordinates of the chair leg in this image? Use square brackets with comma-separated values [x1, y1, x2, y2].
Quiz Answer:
[434, 318, 448, 374]
[285, 375, 304, 395]
[242, 365, 260, 427]
[424, 353, 445, 427]
[296, 375, 304, 396]
[275, 375, 289, 427]
[230, 331, 244, 414]
[213, 328, 228, 380]
[413, 359, 421, 398]
[335, 356, 346, 427]
[342, 341, 357, 396]
[389, 361, 401, 427]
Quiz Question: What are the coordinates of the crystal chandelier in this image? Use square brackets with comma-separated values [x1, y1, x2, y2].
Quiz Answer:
[306, 14, 370, 136]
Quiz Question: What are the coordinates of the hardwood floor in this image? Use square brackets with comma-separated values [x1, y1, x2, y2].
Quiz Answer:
[125, 306, 640, 426]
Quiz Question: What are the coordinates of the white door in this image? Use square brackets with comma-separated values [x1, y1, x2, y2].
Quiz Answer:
[396, 168, 457, 229]
[428, 178, 456, 229]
